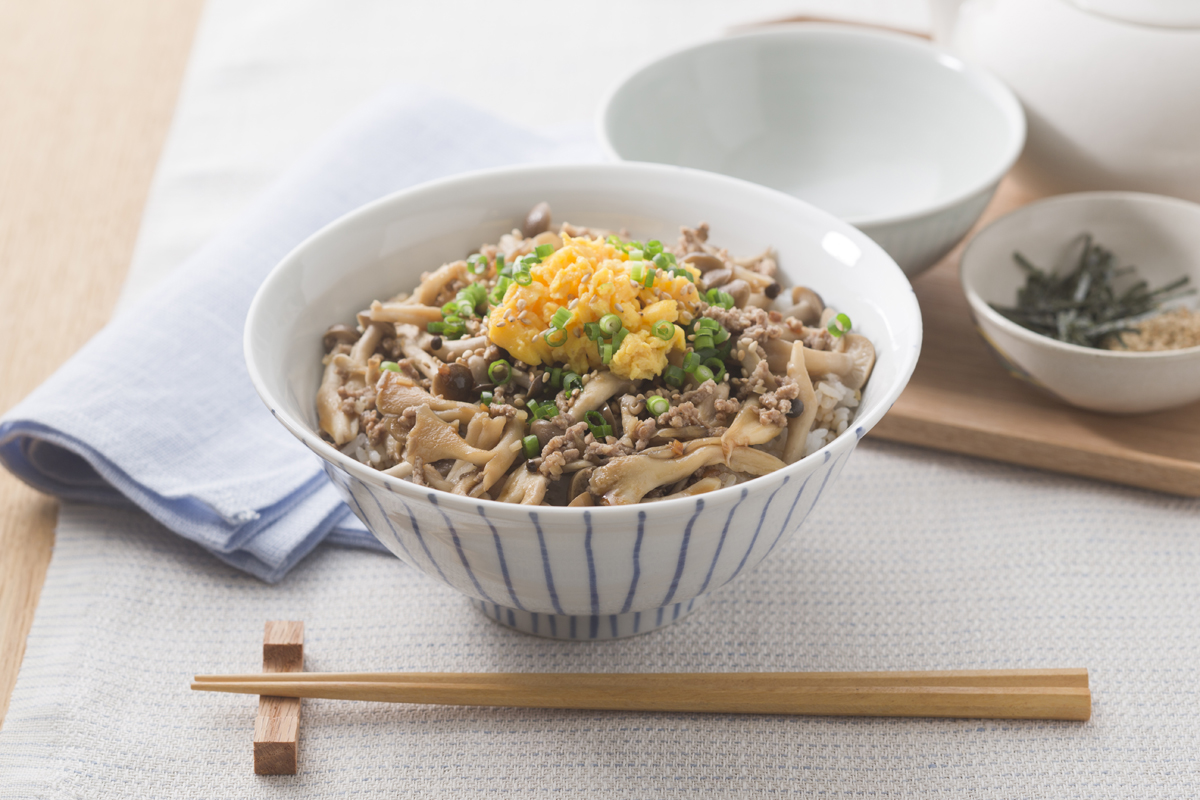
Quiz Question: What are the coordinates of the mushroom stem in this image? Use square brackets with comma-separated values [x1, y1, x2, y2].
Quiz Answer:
[783, 342, 819, 463]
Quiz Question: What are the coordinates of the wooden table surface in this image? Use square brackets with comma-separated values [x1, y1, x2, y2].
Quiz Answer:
[0, 0, 205, 727]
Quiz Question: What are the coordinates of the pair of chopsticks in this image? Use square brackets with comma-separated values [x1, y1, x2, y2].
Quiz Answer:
[192, 668, 1090, 720]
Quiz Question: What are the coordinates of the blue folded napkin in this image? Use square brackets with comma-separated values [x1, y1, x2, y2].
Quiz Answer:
[0, 87, 599, 582]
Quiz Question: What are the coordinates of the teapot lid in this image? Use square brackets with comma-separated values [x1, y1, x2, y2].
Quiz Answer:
[1070, 0, 1200, 28]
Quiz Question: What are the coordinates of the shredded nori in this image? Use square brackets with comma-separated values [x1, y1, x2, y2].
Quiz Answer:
[990, 234, 1195, 349]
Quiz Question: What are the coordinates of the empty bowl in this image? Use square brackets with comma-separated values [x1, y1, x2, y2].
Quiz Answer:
[244, 162, 922, 639]
[961, 191, 1200, 414]
[599, 24, 1026, 277]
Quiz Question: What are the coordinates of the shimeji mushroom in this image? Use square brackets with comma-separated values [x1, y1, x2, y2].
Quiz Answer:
[781, 286, 825, 326]
[783, 341, 819, 463]
[495, 468, 549, 505]
[430, 335, 487, 363]
[682, 253, 778, 294]
[645, 475, 723, 502]
[721, 399, 785, 458]
[316, 323, 385, 445]
[589, 445, 724, 505]
[390, 324, 441, 380]
[401, 406, 524, 492]
[407, 260, 471, 307]
[367, 300, 444, 327]
[376, 371, 479, 425]
[800, 334, 876, 391]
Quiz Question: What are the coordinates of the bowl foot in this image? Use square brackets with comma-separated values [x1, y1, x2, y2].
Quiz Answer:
[472, 597, 704, 640]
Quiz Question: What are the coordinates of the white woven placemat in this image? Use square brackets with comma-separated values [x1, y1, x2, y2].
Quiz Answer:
[2, 441, 1197, 797]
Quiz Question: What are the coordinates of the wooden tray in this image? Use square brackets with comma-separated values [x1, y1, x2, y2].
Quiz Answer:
[871, 176, 1200, 497]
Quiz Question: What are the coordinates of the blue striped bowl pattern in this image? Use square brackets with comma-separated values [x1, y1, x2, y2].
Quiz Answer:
[244, 162, 923, 640]
[321, 432, 858, 639]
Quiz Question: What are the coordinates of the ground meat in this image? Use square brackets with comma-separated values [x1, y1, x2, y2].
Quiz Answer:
[486, 403, 519, 419]
[703, 304, 783, 346]
[740, 360, 777, 398]
[714, 396, 741, 420]
[631, 418, 657, 451]
[536, 421, 590, 478]
[585, 437, 636, 461]
[676, 223, 710, 254]
[758, 375, 801, 427]
[360, 409, 388, 445]
[658, 401, 707, 429]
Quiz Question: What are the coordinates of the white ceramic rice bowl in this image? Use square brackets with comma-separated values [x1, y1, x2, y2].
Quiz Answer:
[599, 24, 1025, 278]
[244, 163, 922, 639]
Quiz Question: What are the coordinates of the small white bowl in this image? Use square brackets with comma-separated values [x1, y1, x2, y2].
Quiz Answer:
[961, 192, 1200, 414]
[598, 24, 1025, 278]
[245, 163, 922, 639]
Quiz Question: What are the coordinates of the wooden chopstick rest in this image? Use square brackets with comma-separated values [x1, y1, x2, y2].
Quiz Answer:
[252, 621, 304, 775]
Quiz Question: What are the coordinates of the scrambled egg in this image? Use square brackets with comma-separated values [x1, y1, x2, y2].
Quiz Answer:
[487, 235, 701, 380]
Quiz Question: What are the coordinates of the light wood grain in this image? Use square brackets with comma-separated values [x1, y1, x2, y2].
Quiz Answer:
[0, 0, 204, 728]
[193, 670, 1091, 721]
[254, 621, 304, 775]
[873, 176, 1200, 496]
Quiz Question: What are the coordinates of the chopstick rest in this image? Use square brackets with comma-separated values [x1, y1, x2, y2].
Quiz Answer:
[195, 667, 1091, 722]
[253, 621, 304, 775]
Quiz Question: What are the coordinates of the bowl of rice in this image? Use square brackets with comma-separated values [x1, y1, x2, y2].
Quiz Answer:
[245, 162, 922, 638]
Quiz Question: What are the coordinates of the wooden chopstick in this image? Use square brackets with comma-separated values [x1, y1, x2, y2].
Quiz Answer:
[191, 670, 1090, 721]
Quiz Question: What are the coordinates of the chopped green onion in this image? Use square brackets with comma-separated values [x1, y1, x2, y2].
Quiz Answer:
[550, 368, 563, 389]
[427, 321, 446, 334]
[488, 359, 512, 385]
[562, 372, 583, 393]
[628, 240, 644, 251]
[380, 361, 401, 372]
[584, 322, 603, 340]
[646, 395, 669, 416]
[694, 347, 719, 362]
[531, 400, 558, 420]
[522, 435, 540, 459]
[550, 308, 571, 329]
[543, 328, 568, 347]
[643, 265, 655, 288]
[651, 320, 675, 341]
[682, 352, 700, 373]
[713, 326, 730, 344]
[671, 266, 693, 282]
[454, 300, 475, 318]
[495, 254, 505, 272]
[479, 391, 493, 407]
[442, 300, 460, 316]
[606, 234, 626, 252]
[652, 253, 671, 270]
[693, 365, 715, 384]
[828, 312, 852, 338]
[662, 252, 676, 265]
[646, 240, 663, 257]
[664, 365, 686, 387]
[466, 254, 488, 275]
[514, 271, 533, 286]
[534, 243, 554, 258]
[600, 343, 614, 364]
[584, 410, 611, 439]
[627, 248, 644, 261]
[693, 333, 715, 351]
[703, 358, 726, 382]
[630, 263, 645, 282]
[717, 291, 735, 309]
[611, 327, 628, 351]
[695, 318, 721, 332]
[489, 276, 513, 305]
[599, 314, 622, 335]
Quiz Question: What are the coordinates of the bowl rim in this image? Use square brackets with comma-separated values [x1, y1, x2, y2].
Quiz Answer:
[960, 190, 1200, 361]
[595, 22, 1027, 229]
[244, 160, 923, 519]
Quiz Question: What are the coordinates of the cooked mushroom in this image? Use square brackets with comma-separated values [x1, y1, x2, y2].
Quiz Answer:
[726, 446, 787, 475]
[799, 334, 876, 390]
[782, 342, 819, 463]
[401, 405, 523, 493]
[698, 267, 733, 288]
[393, 324, 441, 380]
[522, 202, 552, 238]
[568, 492, 594, 507]
[681, 253, 779, 294]
[645, 476, 722, 501]
[680, 253, 725, 273]
[377, 371, 479, 424]
[568, 468, 593, 504]
[495, 467, 548, 505]
[568, 370, 636, 421]
[368, 301, 444, 326]
[407, 260, 470, 306]
[322, 323, 359, 352]
[589, 445, 723, 505]
[783, 287, 824, 326]
[723, 279, 751, 308]
[721, 400, 784, 457]
[531, 418, 565, 448]
[431, 363, 475, 402]
[761, 338, 793, 374]
[317, 353, 356, 445]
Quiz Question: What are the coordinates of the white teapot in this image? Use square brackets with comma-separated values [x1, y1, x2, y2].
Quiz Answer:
[930, 0, 1200, 202]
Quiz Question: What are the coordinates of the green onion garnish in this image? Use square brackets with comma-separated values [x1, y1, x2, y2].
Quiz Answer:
[584, 322, 603, 340]
[694, 347, 718, 363]
[606, 234, 626, 252]
[488, 359, 512, 385]
[550, 308, 571, 329]
[562, 372, 583, 393]
[693, 365, 715, 384]
[628, 248, 644, 261]
[427, 321, 445, 334]
[514, 272, 533, 286]
[550, 367, 563, 389]
[522, 435, 540, 459]
[611, 327, 628, 351]
[652, 320, 675, 341]
[682, 352, 700, 373]
[695, 318, 720, 332]
[495, 253, 505, 271]
[380, 361, 400, 372]
[664, 365, 686, 387]
[652, 253, 670, 270]
[646, 240, 663, 257]
[713, 326, 730, 344]
[442, 300, 460, 316]
[703, 358, 726, 382]
[466, 254, 488, 275]
[643, 266, 655, 288]
[489, 276, 513, 305]
[584, 410, 612, 439]
[828, 312, 852, 338]
[599, 314, 622, 335]
[693, 333, 715, 351]
[646, 395, 669, 416]
[544, 328, 568, 347]
[630, 263, 645, 282]
[479, 391, 493, 407]
[600, 343, 614, 364]
[717, 291, 735, 309]
[534, 243, 554, 258]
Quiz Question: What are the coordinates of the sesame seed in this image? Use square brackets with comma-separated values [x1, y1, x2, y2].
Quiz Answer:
[614, 302, 623, 312]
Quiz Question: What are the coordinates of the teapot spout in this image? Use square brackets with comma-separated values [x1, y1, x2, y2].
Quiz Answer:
[928, 0, 965, 46]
